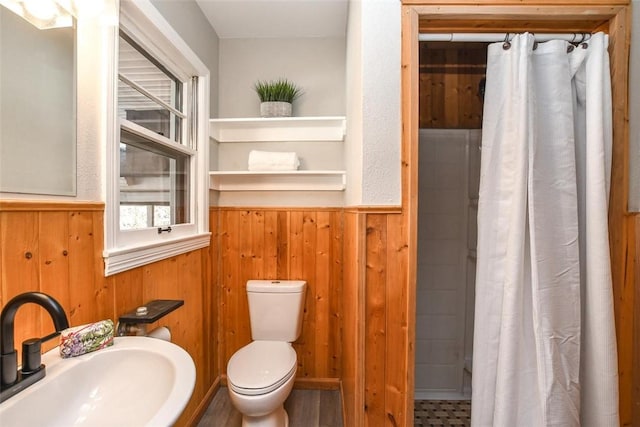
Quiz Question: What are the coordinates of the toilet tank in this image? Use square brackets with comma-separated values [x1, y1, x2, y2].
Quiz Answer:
[246, 280, 306, 342]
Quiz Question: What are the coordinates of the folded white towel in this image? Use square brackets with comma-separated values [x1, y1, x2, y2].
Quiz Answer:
[248, 150, 300, 171]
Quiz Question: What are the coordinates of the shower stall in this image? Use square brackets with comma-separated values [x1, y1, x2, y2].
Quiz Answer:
[415, 128, 480, 400]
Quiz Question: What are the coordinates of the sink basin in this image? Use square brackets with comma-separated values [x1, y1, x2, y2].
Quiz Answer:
[0, 336, 195, 427]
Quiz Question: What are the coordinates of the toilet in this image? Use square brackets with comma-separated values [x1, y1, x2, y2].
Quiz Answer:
[227, 280, 306, 427]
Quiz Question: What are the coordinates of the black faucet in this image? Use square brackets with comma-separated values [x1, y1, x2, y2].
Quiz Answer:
[0, 292, 69, 403]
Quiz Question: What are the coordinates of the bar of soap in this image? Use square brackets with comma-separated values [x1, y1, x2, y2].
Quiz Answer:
[59, 319, 114, 358]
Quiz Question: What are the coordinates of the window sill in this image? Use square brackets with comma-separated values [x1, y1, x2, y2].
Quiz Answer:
[103, 232, 211, 276]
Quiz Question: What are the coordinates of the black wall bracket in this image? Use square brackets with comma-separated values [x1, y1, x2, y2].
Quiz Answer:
[118, 300, 184, 324]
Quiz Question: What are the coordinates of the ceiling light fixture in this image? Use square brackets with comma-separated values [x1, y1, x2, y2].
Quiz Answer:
[0, 0, 76, 30]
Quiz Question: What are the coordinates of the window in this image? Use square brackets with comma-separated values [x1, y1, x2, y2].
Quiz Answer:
[104, 0, 209, 275]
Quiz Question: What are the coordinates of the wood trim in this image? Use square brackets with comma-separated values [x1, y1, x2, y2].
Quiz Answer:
[0, 200, 105, 211]
[343, 206, 403, 214]
[294, 378, 342, 390]
[187, 376, 221, 427]
[340, 381, 347, 427]
[404, 1, 628, 7]
[410, 5, 625, 22]
[608, 7, 633, 426]
[210, 206, 343, 212]
[402, 6, 420, 425]
[211, 206, 403, 214]
[342, 211, 366, 427]
[634, 215, 640, 426]
[218, 374, 340, 391]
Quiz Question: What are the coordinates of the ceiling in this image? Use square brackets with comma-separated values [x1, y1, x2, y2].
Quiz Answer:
[194, 0, 348, 39]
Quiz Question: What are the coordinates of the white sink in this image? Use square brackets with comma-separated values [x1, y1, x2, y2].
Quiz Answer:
[0, 336, 195, 427]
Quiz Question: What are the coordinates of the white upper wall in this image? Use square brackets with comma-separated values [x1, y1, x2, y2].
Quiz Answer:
[151, 0, 220, 117]
[345, 0, 363, 205]
[217, 37, 346, 118]
[629, 0, 639, 211]
[345, 0, 401, 206]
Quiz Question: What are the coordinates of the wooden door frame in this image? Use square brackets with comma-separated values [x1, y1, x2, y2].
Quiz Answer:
[401, 3, 633, 426]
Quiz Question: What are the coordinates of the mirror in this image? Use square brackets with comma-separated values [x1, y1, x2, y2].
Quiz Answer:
[0, 5, 76, 196]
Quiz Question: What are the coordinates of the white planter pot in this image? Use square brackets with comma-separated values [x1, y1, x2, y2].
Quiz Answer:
[260, 102, 292, 118]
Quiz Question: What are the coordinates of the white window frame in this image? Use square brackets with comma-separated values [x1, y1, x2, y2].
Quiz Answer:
[104, 0, 210, 276]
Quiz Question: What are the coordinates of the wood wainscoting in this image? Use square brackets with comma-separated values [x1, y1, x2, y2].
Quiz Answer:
[341, 207, 411, 427]
[213, 208, 343, 385]
[0, 201, 216, 427]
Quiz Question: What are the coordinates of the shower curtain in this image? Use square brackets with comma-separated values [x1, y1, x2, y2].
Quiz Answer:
[472, 32, 619, 427]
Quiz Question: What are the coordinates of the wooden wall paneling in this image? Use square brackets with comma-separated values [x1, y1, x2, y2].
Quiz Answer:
[385, 213, 410, 427]
[1, 211, 41, 357]
[419, 18, 611, 33]
[314, 211, 331, 378]
[298, 211, 318, 379]
[410, 5, 627, 19]
[634, 215, 640, 426]
[208, 210, 219, 385]
[37, 212, 70, 340]
[0, 202, 215, 427]
[443, 47, 459, 126]
[329, 211, 343, 379]
[175, 252, 206, 427]
[216, 209, 343, 384]
[420, 46, 444, 128]
[459, 46, 486, 128]
[237, 210, 255, 343]
[220, 209, 242, 364]
[607, 7, 633, 426]
[364, 214, 388, 424]
[278, 211, 291, 277]
[404, 0, 629, 4]
[402, 6, 420, 427]
[89, 211, 110, 323]
[342, 211, 366, 427]
[111, 266, 144, 326]
[289, 211, 306, 373]
[107, 249, 212, 427]
[263, 210, 279, 278]
[68, 211, 109, 327]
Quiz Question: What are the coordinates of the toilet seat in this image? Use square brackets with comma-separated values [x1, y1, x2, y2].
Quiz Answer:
[227, 341, 297, 396]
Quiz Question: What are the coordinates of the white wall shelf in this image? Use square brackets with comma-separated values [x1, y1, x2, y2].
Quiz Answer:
[209, 170, 346, 191]
[209, 116, 346, 142]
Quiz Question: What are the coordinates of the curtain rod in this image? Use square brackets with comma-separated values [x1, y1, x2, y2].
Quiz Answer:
[418, 33, 592, 43]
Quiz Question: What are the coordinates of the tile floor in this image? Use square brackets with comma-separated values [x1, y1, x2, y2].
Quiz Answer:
[414, 400, 471, 426]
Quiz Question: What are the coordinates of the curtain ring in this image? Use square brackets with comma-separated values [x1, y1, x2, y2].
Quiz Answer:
[502, 33, 511, 50]
[567, 44, 575, 53]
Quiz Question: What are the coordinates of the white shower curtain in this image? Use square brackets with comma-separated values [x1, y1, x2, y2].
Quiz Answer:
[472, 32, 619, 427]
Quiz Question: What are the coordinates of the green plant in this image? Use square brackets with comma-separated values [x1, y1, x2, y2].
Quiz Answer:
[254, 78, 302, 103]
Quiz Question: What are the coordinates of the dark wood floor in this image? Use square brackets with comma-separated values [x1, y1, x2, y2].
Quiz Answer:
[197, 387, 343, 427]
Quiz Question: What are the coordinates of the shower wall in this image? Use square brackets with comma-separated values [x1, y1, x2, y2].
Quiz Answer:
[415, 128, 480, 400]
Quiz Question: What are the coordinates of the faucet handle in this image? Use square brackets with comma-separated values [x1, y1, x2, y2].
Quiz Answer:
[0, 352, 18, 385]
[21, 339, 42, 375]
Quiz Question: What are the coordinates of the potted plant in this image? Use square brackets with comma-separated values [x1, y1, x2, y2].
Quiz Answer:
[254, 78, 302, 117]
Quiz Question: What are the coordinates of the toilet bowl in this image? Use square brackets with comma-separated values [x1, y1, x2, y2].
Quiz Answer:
[227, 341, 297, 426]
[226, 280, 306, 427]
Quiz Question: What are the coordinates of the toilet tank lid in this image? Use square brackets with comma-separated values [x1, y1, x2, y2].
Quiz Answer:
[247, 280, 306, 293]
